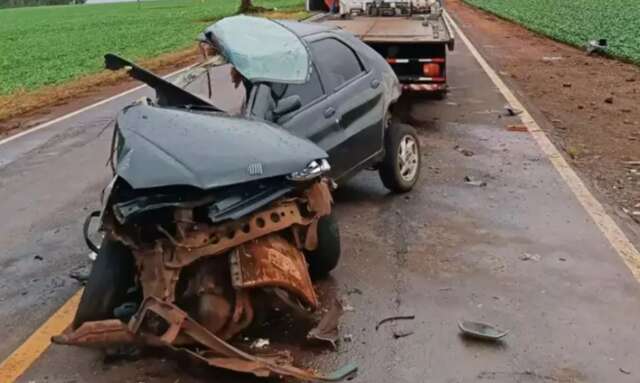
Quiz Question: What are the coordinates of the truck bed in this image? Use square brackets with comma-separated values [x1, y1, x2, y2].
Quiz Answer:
[322, 15, 454, 46]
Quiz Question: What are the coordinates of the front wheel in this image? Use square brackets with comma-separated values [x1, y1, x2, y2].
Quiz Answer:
[379, 123, 421, 193]
[72, 238, 136, 329]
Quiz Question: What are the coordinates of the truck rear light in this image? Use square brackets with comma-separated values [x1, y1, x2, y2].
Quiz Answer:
[422, 63, 441, 78]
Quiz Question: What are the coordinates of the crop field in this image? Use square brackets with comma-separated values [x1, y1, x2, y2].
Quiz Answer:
[464, 0, 640, 64]
[0, 0, 304, 95]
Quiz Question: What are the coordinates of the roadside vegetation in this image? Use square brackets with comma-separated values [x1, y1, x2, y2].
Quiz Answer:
[0, 0, 305, 124]
[464, 0, 640, 64]
[0, 0, 303, 95]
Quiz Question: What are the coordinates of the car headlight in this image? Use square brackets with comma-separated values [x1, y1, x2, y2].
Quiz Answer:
[288, 159, 331, 181]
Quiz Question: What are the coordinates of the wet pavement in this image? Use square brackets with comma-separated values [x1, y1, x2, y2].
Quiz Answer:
[2, 13, 640, 383]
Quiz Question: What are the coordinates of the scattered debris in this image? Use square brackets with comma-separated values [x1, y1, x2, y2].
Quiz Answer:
[504, 104, 523, 116]
[375, 315, 415, 331]
[458, 320, 509, 342]
[464, 176, 487, 187]
[620, 367, 631, 375]
[340, 296, 355, 312]
[454, 145, 474, 157]
[307, 299, 343, 348]
[586, 39, 608, 55]
[250, 338, 270, 349]
[507, 124, 528, 132]
[392, 330, 414, 339]
[520, 253, 541, 262]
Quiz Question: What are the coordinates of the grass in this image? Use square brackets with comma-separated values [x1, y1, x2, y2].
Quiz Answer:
[464, 0, 640, 64]
[0, 0, 305, 95]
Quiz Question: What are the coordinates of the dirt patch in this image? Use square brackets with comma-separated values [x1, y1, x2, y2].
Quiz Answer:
[448, 0, 640, 233]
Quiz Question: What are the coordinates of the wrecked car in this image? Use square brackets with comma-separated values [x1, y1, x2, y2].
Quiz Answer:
[53, 15, 420, 381]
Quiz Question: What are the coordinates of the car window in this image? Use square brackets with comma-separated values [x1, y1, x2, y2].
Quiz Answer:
[310, 38, 364, 91]
[271, 65, 324, 108]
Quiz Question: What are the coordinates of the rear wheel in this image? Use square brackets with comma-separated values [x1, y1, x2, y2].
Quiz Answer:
[379, 123, 421, 193]
[306, 213, 341, 279]
[72, 238, 135, 329]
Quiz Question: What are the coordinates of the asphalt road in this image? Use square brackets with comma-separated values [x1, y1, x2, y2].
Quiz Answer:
[2, 12, 640, 383]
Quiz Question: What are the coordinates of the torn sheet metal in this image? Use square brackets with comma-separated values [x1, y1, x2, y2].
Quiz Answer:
[230, 234, 319, 309]
[55, 298, 357, 381]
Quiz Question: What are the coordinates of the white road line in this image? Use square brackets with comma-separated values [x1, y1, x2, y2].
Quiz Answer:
[0, 65, 194, 148]
[443, 10, 640, 280]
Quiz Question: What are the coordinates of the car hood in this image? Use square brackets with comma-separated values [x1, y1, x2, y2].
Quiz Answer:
[114, 104, 327, 190]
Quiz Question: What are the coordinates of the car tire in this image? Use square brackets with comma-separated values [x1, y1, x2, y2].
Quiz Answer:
[379, 122, 421, 193]
[306, 213, 341, 279]
[72, 238, 135, 329]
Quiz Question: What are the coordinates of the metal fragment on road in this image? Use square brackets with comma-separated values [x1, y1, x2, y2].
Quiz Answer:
[520, 253, 541, 262]
[392, 330, 414, 339]
[375, 315, 415, 331]
[619, 367, 631, 375]
[464, 176, 487, 187]
[454, 145, 474, 157]
[458, 320, 509, 342]
[504, 104, 523, 116]
[507, 124, 528, 132]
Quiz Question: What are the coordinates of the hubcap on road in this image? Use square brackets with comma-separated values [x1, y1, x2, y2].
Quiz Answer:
[398, 135, 419, 182]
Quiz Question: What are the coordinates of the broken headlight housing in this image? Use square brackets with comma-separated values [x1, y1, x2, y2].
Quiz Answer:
[288, 159, 331, 182]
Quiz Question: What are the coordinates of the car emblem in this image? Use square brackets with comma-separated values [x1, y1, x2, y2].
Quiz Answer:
[247, 163, 264, 176]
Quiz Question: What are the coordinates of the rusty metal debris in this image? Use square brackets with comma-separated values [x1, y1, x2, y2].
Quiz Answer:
[54, 179, 357, 381]
[375, 315, 416, 331]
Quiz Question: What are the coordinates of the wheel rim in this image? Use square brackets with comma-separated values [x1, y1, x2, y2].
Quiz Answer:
[397, 134, 419, 182]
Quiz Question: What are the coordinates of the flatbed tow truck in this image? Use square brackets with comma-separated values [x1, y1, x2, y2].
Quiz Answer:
[308, 0, 455, 94]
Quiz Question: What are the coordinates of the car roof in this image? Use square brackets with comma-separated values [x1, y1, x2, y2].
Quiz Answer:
[276, 20, 336, 38]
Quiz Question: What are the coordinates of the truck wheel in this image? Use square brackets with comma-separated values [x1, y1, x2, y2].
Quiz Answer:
[306, 213, 341, 279]
[72, 238, 135, 329]
[379, 122, 421, 193]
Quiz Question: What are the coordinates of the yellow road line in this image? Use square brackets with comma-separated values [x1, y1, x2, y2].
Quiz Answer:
[0, 289, 82, 382]
[443, 10, 640, 281]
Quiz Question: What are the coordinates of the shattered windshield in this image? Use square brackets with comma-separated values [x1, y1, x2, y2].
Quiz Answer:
[203, 15, 311, 84]
[173, 56, 247, 115]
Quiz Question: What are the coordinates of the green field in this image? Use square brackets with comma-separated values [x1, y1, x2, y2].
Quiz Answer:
[464, 0, 640, 64]
[0, 0, 304, 94]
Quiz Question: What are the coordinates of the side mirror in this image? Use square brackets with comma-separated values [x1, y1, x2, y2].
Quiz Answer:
[274, 95, 302, 117]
